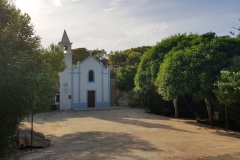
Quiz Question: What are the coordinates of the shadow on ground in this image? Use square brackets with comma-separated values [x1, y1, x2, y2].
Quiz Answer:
[183, 120, 240, 138]
[29, 108, 195, 133]
[19, 131, 162, 160]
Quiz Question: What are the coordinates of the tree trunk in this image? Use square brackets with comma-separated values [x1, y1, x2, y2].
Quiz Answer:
[173, 97, 178, 118]
[183, 96, 193, 114]
[204, 98, 212, 123]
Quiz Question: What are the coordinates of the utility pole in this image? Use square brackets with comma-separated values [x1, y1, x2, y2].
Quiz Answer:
[31, 113, 33, 151]
[225, 105, 228, 133]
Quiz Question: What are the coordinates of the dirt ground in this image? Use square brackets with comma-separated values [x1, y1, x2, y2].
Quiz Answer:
[18, 107, 240, 160]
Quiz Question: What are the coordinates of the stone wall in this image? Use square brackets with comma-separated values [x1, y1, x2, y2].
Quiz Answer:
[111, 79, 131, 107]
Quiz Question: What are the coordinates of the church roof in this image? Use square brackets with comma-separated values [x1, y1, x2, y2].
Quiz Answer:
[61, 30, 71, 43]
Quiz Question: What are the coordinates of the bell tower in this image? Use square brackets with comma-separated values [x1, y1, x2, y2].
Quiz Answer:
[58, 30, 72, 68]
[58, 30, 72, 110]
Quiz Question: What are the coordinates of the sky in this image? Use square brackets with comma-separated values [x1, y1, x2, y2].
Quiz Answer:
[15, 0, 240, 53]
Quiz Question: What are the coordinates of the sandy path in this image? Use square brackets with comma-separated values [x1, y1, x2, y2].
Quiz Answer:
[19, 108, 240, 160]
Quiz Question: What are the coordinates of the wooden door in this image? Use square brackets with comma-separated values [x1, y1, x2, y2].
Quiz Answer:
[88, 91, 95, 108]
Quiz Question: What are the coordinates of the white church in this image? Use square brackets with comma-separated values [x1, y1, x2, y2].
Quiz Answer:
[58, 30, 111, 110]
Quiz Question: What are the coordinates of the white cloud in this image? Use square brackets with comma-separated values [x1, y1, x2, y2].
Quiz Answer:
[127, 22, 169, 37]
[104, 0, 124, 12]
[53, 0, 62, 7]
[104, 7, 116, 12]
[14, 0, 240, 53]
[15, 0, 40, 16]
[113, 22, 170, 50]
[111, 0, 124, 5]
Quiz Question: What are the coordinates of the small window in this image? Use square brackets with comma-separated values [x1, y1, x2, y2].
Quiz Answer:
[63, 83, 68, 87]
[55, 94, 60, 102]
[89, 70, 94, 82]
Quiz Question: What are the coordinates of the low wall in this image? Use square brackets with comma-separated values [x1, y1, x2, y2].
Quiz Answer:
[111, 79, 131, 107]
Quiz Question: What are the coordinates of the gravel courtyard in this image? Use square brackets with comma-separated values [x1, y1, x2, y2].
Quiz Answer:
[19, 107, 240, 160]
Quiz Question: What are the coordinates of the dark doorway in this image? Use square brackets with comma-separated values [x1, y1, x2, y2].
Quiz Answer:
[88, 91, 95, 108]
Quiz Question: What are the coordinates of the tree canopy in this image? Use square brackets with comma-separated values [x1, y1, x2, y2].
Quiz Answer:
[72, 48, 108, 65]
[134, 33, 199, 93]
[108, 46, 151, 67]
[0, 1, 65, 157]
[214, 55, 240, 107]
[135, 32, 240, 120]
[116, 66, 137, 92]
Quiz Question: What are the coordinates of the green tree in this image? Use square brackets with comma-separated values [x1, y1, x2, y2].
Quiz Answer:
[0, 1, 65, 157]
[126, 51, 142, 66]
[91, 48, 108, 65]
[155, 50, 196, 117]
[155, 33, 240, 122]
[72, 48, 89, 65]
[108, 51, 128, 67]
[134, 33, 199, 112]
[116, 66, 137, 91]
[214, 56, 240, 127]
[108, 46, 151, 67]
[16, 45, 65, 114]
[214, 71, 240, 106]
[72, 48, 108, 65]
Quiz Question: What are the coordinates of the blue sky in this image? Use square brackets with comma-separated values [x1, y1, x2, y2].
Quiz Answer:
[15, 0, 240, 53]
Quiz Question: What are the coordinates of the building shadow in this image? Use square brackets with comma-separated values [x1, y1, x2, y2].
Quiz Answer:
[19, 131, 162, 160]
[29, 108, 195, 133]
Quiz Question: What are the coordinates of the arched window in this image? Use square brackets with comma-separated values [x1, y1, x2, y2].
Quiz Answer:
[64, 45, 68, 51]
[89, 70, 94, 82]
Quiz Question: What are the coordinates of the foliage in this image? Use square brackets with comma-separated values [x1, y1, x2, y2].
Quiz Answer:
[154, 33, 240, 121]
[116, 66, 137, 91]
[226, 55, 240, 72]
[214, 71, 240, 106]
[72, 48, 89, 64]
[134, 33, 202, 112]
[155, 50, 194, 100]
[91, 48, 107, 62]
[214, 56, 240, 127]
[230, 19, 240, 37]
[72, 48, 108, 65]
[135, 33, 200, 93]
[156, 33, 240, 100]
[0, 1, 65, 157]
[214, 71, 240, 128]
[108, 46, 151, 67]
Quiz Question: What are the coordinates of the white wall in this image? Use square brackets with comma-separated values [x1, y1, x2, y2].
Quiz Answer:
[59, 52, 72, 110]
[71, 56, 110, 108]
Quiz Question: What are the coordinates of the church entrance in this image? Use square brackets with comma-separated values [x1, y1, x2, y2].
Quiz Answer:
[88, 91, 95, 108]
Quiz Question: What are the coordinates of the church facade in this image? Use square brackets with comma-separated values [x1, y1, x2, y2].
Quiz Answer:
[58, 30, 111, 110]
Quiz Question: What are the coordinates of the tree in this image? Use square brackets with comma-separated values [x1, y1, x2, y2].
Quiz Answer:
[91, 48, 108, 66]
[230, 19, 240, 37]
[214, 56, 240, 128]
[155, 50, 196, 117]
[108, 51, 128, 67]
[126, 51, 142, 66]
[72, 48, 89, 65]
[196, 36, 240, 123]
[135, 33, 200, 113]
[0, 1, 65, 157]
[155, 33, 240, 122]
[72, 48, 108, 66]
[108, 46, 151, 67]
[116, 66, 137, 92]
[214, 71, 240, 106]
